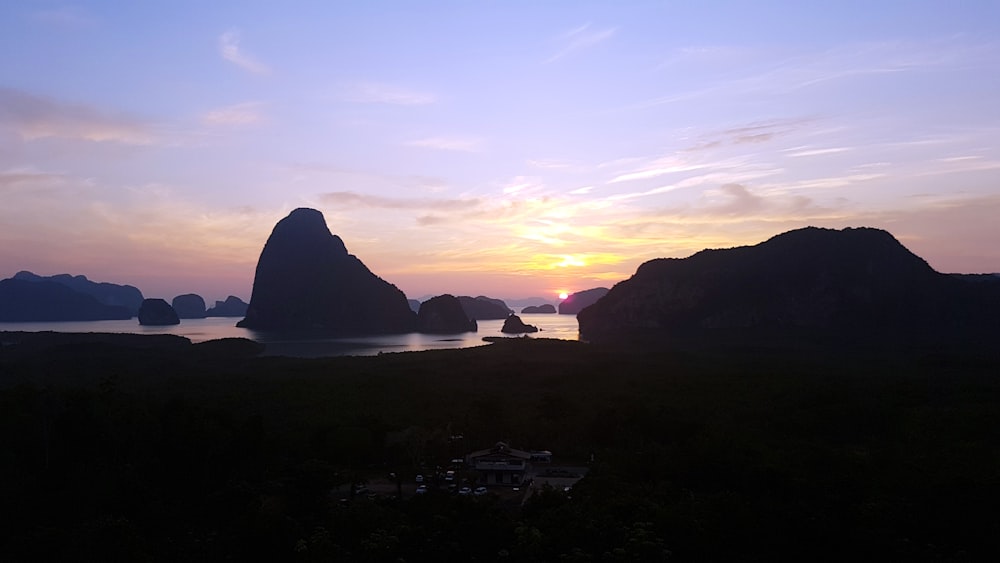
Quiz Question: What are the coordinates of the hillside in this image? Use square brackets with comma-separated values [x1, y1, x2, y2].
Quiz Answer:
[579, 227, 998, 340]
[1, 333, 997, 560]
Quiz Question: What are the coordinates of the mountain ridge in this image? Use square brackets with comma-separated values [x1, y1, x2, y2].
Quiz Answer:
[578, 226, 998, 340]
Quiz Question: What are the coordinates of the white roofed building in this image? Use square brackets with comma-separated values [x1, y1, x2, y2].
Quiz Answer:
[465, 442, 532, 486]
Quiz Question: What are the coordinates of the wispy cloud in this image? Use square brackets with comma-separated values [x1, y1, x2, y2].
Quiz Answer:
[319, 190, 481, 211]
[0, 168, 67, 192]
[786, 147, 852, 157]
[625, 39, 1000, 113]
[404, 136, 483, 152]
[500, 176, 545, 196]
[342, 82, 436, 105]
[760, 173, 887, 193]
[659, 118, 815, 154]
[912, 156, 1000, 176]
[0, 87, 153, 144]
[201, 102, 266, 126]
[601, 121, 809, 193]
[545, 23, 617, 63]
[602, 187, 849, 250]
[609, 156, 713, 184]
[719, 118, 816, 146]
[219, 30, 270, 74]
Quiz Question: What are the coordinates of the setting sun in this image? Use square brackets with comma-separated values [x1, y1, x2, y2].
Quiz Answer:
[558, 292, 569, 300]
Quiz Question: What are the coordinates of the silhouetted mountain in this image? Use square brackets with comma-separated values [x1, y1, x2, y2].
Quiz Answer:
[12, 270, 143, 314]
[578, 226, 999, 341]
[457, 295, 513, 320]
[237, 208, 416, 333]
[950, 273, 1000, 307]
[205, 296, 249, 317]
[172, 294, 206, 319]
[521, 304, 556, 314]
[138, 298, 180, 326]
[417, 294, 477, 333]
[558, 287, 609, 315]
[504, 296, 555, 308]
[501, 313, 538, 334]
[0, 279, 132, 321]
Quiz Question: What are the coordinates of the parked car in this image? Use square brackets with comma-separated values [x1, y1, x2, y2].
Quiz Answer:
[415, 474, 424, 483]
[458, 486, 472, 496]
[415, 485, 428, 495]
[474, 486, 488, 496]
[445, 470, 456, 482]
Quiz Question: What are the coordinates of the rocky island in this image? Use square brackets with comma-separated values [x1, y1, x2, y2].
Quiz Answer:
[237, 208, 416, 333]
[521, 304, 556, 314]
[137, 298, 180, 326]
[205, 296, 249, 317]
[12, 271, 144, 315]
[500, 313, 538, 333]
[171, 294, 207, 319]
[457, 295, 513, 320]
[0, 278, 133, 322]
[416, 294, 477, 333]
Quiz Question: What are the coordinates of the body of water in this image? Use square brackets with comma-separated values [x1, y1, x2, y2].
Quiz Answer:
[0, 314, 580, 357]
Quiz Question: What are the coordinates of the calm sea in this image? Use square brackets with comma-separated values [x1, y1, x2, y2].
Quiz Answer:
[0, 314, 580, 357]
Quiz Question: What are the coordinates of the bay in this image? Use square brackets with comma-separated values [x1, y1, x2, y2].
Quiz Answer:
[0, 314, 580, 357]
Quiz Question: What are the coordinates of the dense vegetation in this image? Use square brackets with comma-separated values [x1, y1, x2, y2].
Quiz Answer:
[1, 333, 998, 561]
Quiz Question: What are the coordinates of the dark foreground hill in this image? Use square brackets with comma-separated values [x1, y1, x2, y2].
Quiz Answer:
[0, 333, 997, 561]
[238, 208, 416, 333]
[579, 227, 999, 341]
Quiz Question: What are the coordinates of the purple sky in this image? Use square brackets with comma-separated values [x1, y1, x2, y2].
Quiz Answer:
[2, 1, 999, 302]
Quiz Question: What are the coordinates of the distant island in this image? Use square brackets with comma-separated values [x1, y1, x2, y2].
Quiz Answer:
[416, 294, 477, 333]
[0, 271, 142, 321]
[558, 287, 608, 315]
[206, 296, 249, 317]
[0, 271, 252, 324]
[12, 270, 144, 314]
[172, 294, 206, 319]
[457, 295, 513, 320]
[521, 304, 556, 314]
[138, 298, 180, 326]
[0, 278, 132, 322]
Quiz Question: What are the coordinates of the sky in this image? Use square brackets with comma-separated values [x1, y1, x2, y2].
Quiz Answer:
[2, 1, 999, 303]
